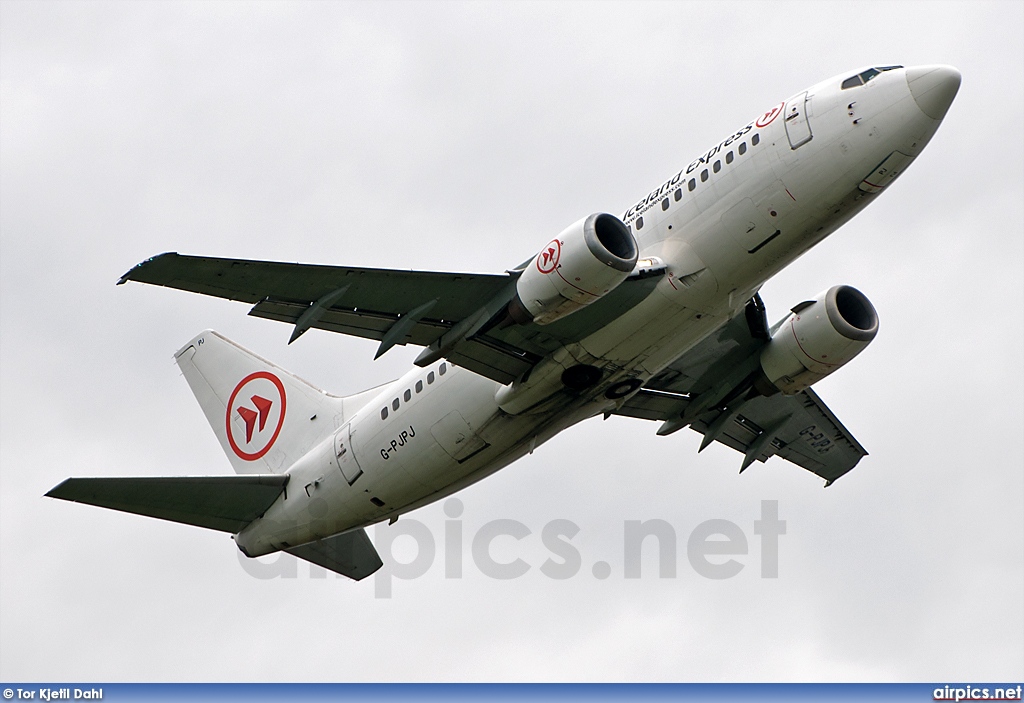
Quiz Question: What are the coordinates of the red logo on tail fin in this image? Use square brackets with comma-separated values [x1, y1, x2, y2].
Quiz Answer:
[226, 374, 287, 461]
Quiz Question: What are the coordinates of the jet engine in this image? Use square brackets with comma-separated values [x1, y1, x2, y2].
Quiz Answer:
[509, 213, 638, 325]
[756, 285, 878, 395]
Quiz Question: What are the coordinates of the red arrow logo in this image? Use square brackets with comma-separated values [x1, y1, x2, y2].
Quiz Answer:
[536, 239, 561, 274]
[236, 395, 272, 444]
[225, 372, 287, 461]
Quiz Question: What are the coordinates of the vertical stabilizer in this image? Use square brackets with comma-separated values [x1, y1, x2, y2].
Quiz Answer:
[175, 330, 346, 474]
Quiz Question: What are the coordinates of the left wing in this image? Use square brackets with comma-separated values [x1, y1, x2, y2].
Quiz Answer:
[119, 252, 527, 381]
[119, 252, 664, 384]
[613, 296, 867, 485]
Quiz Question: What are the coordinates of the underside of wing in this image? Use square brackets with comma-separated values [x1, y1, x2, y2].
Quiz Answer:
[46, 475, 288, 533]
[120, 252, 528, 380]
[119, 252, 510, 340]
[120, 252, 665, 384]
[617, 387, 867, 483]
[614, 296, 867, 484]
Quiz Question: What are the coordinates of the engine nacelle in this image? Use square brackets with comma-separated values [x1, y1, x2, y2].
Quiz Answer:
[509, 213, 638, 325]
[756, 285, 879, 396]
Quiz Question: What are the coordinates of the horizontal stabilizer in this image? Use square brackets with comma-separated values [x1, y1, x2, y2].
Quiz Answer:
[46, 475, 288, 533]
[286, 529, 383, 581]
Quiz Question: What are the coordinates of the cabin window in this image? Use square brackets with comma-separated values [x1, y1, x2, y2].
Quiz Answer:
[739, 142, 747, 155]
[636, 216, 644, 230]
[688, 178, 696, 191]
[673, 188, 682, 201]
[427, 371, 435, 384]
[439, 363, 447, 376]
[404, 389, 411, 402]
[713, 160, 721, 173]
[415, 380, 423, 393]
[751, 133, 760, 146]
[700, 169, 708, 182]
[392, 398, 400, 411]
[661, 198, 669, 211]
[726, 151, 734, 164]
[381, 407, 388, 420]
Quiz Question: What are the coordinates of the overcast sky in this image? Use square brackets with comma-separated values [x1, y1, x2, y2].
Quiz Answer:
[1, 0, 1021, 683]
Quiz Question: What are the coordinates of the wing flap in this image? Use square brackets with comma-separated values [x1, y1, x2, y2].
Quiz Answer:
[286, 528, 383, 581]
[248, 297, 449, 346]
[45, 475, 288, 533]
[615, 388, 689, 421]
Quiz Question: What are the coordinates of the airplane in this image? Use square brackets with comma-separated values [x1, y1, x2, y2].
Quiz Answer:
[47, 64, 961, 581]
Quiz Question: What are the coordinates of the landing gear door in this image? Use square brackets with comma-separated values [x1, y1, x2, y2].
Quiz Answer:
[784, 92, 813, 149]
[335, 423, 363, 485]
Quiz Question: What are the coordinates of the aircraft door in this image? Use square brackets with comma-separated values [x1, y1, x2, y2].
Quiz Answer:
[334, 423, 363, 485]
[784, 92, 813, 149]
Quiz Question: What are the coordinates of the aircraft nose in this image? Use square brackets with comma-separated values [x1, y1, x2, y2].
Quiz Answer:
[906, 65, 961, 120]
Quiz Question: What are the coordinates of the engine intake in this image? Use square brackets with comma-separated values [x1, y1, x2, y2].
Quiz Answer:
[509, 213, 638, 325]
[756, 285, 879, 395]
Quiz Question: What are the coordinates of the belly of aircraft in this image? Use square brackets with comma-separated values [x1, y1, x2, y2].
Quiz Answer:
[289, 78, 943, 546]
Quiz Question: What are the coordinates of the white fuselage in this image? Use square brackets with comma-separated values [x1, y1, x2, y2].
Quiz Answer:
[236, 66, 949, 556]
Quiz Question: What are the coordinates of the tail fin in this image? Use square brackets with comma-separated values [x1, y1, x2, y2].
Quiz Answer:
[175, 330, 346, 474]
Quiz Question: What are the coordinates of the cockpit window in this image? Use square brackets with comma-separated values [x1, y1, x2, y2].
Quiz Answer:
[842, 65, 903, 90]
[859, 68, 880, 84]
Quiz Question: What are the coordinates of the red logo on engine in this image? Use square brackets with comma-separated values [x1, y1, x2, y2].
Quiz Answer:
[225, 371, 287, 461]
[537, 239, 561, 274]
[756, 102, 784, 128]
